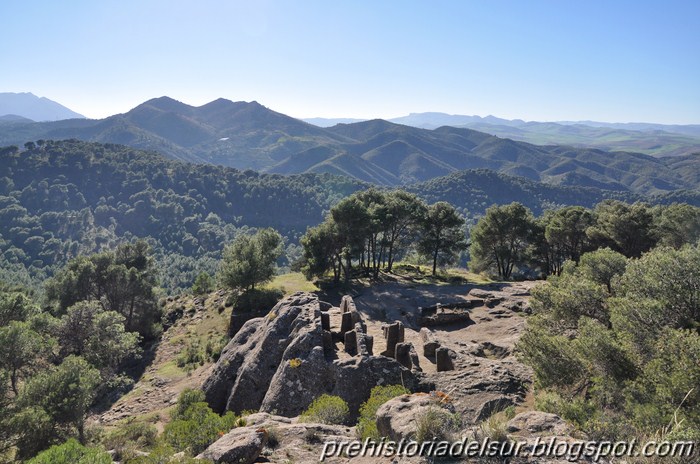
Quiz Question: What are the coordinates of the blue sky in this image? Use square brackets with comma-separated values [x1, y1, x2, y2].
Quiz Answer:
[1, 0, 698, 123]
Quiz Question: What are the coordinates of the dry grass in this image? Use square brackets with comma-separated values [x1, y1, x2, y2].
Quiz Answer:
[263, 272, 320, 295]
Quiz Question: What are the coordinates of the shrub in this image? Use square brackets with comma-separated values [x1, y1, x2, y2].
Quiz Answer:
[534, 390, 597, 430]
[163, 404, 238, 456]
[172, 388, 206, 420]
[102, 420, 158, 452]
[478, 414, 509, 443]
[230, 288, 283, 314]
[204, 335, 228, 362]
[414, 406, 461, 442]
[163, 390, 239, 456]
[26, 439, 111, 464]
[356, 384, 409, 440]
[299, 394, 349, 425]
[176, 335, 206, 371]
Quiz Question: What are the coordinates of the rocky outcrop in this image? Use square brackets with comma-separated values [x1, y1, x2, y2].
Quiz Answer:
[428, 355, 531, 425]
[203, 292, 419, 420]
[201, 413, 357, 464]
[196, 427, 268, 464]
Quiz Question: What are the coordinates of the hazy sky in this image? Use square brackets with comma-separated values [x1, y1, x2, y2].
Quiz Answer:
[2, 0, 698, 123]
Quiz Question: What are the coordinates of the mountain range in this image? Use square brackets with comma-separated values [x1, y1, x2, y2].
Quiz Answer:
[1, 96, 700, 196]
[0, 92, 85, 121]
[307, 112, 700, 158]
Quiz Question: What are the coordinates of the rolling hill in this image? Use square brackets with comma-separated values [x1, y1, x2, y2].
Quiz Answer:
[1, 97, 700, 195]
[380, 112, 700, 158]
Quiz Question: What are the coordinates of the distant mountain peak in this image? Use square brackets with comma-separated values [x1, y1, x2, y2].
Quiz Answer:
[0, 92, 84, 121]
[207, 97, 235, 105]
[138, 96, 193, 112]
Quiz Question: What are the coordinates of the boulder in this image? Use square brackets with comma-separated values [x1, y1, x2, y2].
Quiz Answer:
[208, 293, 323, 414]
[203, 316, 266, 413]
[425, 356, 532, 427]
[320, 311, 330, 331]
[395, 342, 412, 369]
[340, 310, 363, 336]
[355, 323, 373, 357]
[196, 427, 267, 464]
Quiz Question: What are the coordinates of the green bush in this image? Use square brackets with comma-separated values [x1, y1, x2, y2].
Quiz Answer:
[102, 420, 158, 453]
[534, 390, 597, 429]
[229, 288, 283, 314]
[26, 439, 111, 464]
[176, 336, 206, 371]
[172, 388, 206, 420]
[162, 390, 239, 456]
[356, 385, 409, 440]
[204, 335, 228, 362]
[299, 394, 349, 425]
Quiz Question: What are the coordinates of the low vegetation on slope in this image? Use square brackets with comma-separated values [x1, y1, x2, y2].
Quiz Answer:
[518, 244, 700, 445]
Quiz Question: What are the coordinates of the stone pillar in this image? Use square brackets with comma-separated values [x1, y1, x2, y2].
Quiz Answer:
[382, 321, 404, 358]
[395, 342, 422, 372]
[341, 310, 363, 336]
[322, 330, 334, 357]
[340, 295, 356, 313]
[340, 311, 353, 336]
[344, 330, 358, 355]
[321, 312, 330, 331]
[395, 343, 412, 369]
[420, 327, 440, 358]
[436, 347, 455, 372]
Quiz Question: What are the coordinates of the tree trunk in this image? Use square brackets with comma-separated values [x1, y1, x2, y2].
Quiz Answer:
[10, 369, 18, 396]
[127, 295, 135, 332]
[432, 246, 439, 275]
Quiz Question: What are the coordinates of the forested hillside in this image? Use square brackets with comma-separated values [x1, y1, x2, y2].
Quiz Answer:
[0, 140, 363, 290]
[410, 169, 700, 218]
[2, 139, 700, 293]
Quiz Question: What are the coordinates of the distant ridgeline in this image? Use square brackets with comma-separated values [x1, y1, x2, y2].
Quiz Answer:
[1, 96, 700, 196]
[0, 140, 699, 292]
